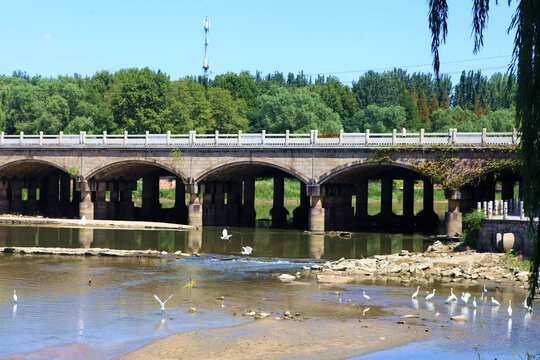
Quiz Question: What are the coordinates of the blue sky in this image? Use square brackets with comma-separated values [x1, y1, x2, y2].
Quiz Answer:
[0, 1, 517, 85]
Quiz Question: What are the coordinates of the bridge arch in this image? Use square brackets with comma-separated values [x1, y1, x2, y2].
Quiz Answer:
[317, 161, 425, 185]
[195, 160, 309, 184]
[0, 159, 70, 180]
[86, 159, 187, 182]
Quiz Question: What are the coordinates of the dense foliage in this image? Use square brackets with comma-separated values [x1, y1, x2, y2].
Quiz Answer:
[0, 67, 517, 135]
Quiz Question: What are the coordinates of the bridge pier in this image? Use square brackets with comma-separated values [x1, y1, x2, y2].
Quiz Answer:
[78, 180, 94, 220]
[270, 176, 289, 228]
[174, 179, 187, 223]
[308, 185, 325, 232]
[94, 182, 108, 220]
[0, 180, 9, 214]
[141, 174, 159, 220]
[10, 180, 24, 214]
[202, 183, 216, 226]
[403, 179, 415, 219]
[354, 180, 368, 227]
[25, 181, 39, 215]
[59, 173, 71, 217]
[415, 179, 439, 232]
[445, 190, 463, 236]
[187, 183, 203, 227]
[213, 183, 226, 226]
[119, 181, 136, 220]
[44, 172, 60, 217]
[108, 182, 119, 220]
[240, 178, 256, 227]
[226, 182, 242, 226]
[292, 183, 309, 229]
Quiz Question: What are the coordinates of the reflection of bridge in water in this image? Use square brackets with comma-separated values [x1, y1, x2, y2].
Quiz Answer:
[0, 227, 428, 260]
[0, 130, 520, 234]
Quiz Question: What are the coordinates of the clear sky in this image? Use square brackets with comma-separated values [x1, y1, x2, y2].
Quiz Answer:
[0, 1, 518, 85]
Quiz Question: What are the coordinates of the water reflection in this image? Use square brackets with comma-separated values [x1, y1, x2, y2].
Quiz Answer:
[0, 225, 428, 260]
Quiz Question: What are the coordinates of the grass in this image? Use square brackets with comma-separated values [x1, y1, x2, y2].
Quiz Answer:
[502, 250, 531, 270]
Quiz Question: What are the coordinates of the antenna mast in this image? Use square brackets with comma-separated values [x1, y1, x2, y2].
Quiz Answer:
[202, 16, 210, 76]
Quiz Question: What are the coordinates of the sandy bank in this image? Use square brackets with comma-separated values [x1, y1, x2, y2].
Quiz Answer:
[116, 318, 426, 360]
[0, 214, 195, 231]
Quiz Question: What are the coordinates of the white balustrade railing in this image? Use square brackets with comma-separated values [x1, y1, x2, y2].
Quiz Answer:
[0, 128, 520, 147]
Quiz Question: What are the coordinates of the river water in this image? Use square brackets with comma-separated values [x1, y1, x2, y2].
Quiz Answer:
[0, 226, 539, 359]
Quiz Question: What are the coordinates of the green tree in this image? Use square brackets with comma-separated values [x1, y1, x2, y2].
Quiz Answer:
[417, 90, 430, 126]
[250, 87, 342, 133]
[211, 71, 260, 110]
[429, 92, 440, 114]
[352, 71, 403, 108]
[348, 104, 406, 132]
[401, 88, 421, 130]
[428, 0, 540, 302]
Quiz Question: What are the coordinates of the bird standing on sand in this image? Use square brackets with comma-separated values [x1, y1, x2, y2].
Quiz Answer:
[411, 286, 420, 299]
[153, 294, 173, 313]
[425, 289, 436, 301]
[13, 290, 17, 303]
[241, 246, 253, 255]
[221, 229, 232, 241]
[507, 300, 512, 317]
[491, 297, 500, 306]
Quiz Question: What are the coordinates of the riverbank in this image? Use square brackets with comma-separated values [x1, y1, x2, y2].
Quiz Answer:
[304, 239, 533, 290]
[116, 317, 426, 360]
[0, 214, 195, 231]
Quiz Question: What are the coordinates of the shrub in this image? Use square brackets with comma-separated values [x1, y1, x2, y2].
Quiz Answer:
[462, 210, 486, 247]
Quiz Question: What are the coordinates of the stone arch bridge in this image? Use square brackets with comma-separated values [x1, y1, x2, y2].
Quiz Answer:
[0, 130, 521, 234]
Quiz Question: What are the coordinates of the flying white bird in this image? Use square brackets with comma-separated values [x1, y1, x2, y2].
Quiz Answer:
[153, 294, 173, 313]
[411, 286, 420, 299]
[362, 290, 371, 303]
[507, 300, 512, 317]
[79, 215, 87, 226]
[241, 246, 253, 255]
[472, 296, 477, 308]
[460, 292, 471, 304]
[221, 229, 232, 241]
[425, 289, 436, 301]
[445, 288, 457, 304]
[491, 297, 500, 306]
[13, 290, 17, 303]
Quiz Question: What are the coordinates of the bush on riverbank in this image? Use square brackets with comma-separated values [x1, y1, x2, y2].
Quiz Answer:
[462, 211, 486, 247]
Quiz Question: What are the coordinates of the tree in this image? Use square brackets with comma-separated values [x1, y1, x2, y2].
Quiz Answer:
[401, 88, 421, 130]
[473, 96, 483, 118]
[352, 71, 403, 108]
[441, 92, 450, 109]
[428, 0, 540, 303]
[250, 87, 342, 133]
[417, 90, 430, 126]
[348, 105, 406, 133]
[429, 92, 440, 114]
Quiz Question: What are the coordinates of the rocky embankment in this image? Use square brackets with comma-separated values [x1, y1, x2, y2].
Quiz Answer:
[0, 247, 168, 257]
[306, 240, 531, 289]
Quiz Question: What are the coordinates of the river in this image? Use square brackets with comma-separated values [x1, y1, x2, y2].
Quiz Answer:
[0, 226, 538, 359]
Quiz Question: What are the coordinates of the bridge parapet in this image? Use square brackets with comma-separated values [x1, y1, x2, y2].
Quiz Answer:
[0, 128, 520, 147]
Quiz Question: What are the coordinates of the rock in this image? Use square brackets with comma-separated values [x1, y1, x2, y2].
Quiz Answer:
[333, 291, 341, 295]
[188, 307, 197, 314]
[259, 312, 270, 318]
[402, 314, 419, 319]
[399, 250, 410, 256]
[397, 321, 405, 324]
[278, 274, 296, 282]
[450, 315, 467, 322]
[160, 251, 168, 255]
[245, 311, 256, 316]
[295, 272, 301, 278]
[311, 264, 322, 270]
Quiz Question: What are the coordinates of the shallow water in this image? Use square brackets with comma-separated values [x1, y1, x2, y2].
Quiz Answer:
[1, 226, 539, 359]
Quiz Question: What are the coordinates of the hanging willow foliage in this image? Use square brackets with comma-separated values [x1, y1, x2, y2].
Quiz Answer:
[428, 0, 540, 305]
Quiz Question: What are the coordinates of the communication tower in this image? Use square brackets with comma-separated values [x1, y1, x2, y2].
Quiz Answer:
[202, 16, 210, 75]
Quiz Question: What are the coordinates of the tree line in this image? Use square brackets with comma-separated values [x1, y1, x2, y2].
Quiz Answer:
[0, 68, 517, 135]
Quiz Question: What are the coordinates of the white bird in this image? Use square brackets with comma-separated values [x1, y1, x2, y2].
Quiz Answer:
[362, 290, 371, 303]
[362, 307, 371, 316]
[445, 288, 457, 304]
[479, 293, 484, 303]
[425, 289, 436, 301]
[507, 300, 512, 317]
[13, 290, 17, 303]
[522, 297, 528, 309]
[241, 246, 253, 255]
[153, 294, 173, 313]
[411, 286, 420, 299]
[472, 296, 477, 308]
[221, 229, 232, 241]
[460, 292, 471, 304]
[491, 297, 500, 306]
[79, 215, 86, 226]
[483, 284, 487, 293]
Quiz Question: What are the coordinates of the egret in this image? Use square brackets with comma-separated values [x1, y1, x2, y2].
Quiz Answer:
[479, 293, 484, 303]
[445, 288, 457, 304]
[411, 286, 420, 299]
[13, 290, 17, 303]
[491, 297, 500, 306]
[472, 296, 477, 309]
[522, 297, 528, 309]
[362, 290, 371, 303]
[221, 229, 232, 241]
[362, 307, 370, 316]
[483, 284, 487, 293]
[460, 292, 471, 304]
[425, 289, 436, 301]
[507, 300, 512, 317]
[153, 294, 173, 313]
[241, 246, 253, 255]
[79, 215, 87, 226]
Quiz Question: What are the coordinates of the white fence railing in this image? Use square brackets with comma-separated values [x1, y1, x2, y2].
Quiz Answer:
[0, 128, 520, 147]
